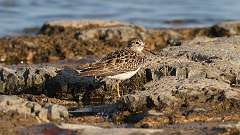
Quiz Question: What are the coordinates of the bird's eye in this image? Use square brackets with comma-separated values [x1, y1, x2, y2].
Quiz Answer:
[136, 42, 139, 44]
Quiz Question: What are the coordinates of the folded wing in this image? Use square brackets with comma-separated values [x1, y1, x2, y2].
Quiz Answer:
[78, 48, 144, 77]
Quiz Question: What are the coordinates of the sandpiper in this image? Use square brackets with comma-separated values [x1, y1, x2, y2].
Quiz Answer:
[78, 38, 145, 97]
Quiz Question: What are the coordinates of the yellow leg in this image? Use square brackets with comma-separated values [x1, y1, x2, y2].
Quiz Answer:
[116, 80, 121, 97]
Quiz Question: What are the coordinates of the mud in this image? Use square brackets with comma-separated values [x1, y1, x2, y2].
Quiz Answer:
[1, 20, 240, 135]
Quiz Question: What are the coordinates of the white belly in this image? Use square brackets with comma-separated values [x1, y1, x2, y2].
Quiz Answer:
[106, 68, 140, 80]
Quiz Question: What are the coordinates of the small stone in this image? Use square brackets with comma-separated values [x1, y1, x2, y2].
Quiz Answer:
[25, 101, 42, 114]
[122, 95, 148, 112]
[38, 108, 48, 121]
[47, 104, 68, 120]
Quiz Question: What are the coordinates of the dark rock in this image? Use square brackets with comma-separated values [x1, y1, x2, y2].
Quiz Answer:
[208, 25, 230, 37]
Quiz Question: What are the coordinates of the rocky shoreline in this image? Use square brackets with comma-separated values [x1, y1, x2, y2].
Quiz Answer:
[1, 20, 240, 134]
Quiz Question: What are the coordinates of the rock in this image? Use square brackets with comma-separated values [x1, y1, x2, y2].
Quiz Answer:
[2, 19, 239, 64]
[38, 108, 48, 121]
[0, 95, 68, 121]
[115, 36, 240, 120]
[121, 95, 149, 112]
[69, 104, 120, 115]
[2, 35, 240, 109]
[41, 20, 145, 41]
[0, 95, 31, 114]
[47, 104, 68, 120]
[25, 101, 42, 114]
[19, 122, 235, 135]
[41, 20, 136, 30]
[3, 20, 240, 134]
[0, 65, 57, 95]
[0, 20, 148, 64]
[2, 21, 240, 126]
[59, 123, 165, 135]
[214, 21, 240, 35]
[44, 68, 101, 99]
[208, 25, 230, 37]
[19, 123, 75, 135]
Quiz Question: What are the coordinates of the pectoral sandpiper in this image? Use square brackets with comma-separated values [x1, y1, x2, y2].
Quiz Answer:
[79, 38, 145, 97]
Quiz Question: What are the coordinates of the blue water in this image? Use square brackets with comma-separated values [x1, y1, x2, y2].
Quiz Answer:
[0, 0, 240, 36]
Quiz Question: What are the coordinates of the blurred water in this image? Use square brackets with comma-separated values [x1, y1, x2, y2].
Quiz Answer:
[0, 0, 240, 36]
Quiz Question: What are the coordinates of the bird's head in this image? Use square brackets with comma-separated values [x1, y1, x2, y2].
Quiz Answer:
[127, 38, 145, 52]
